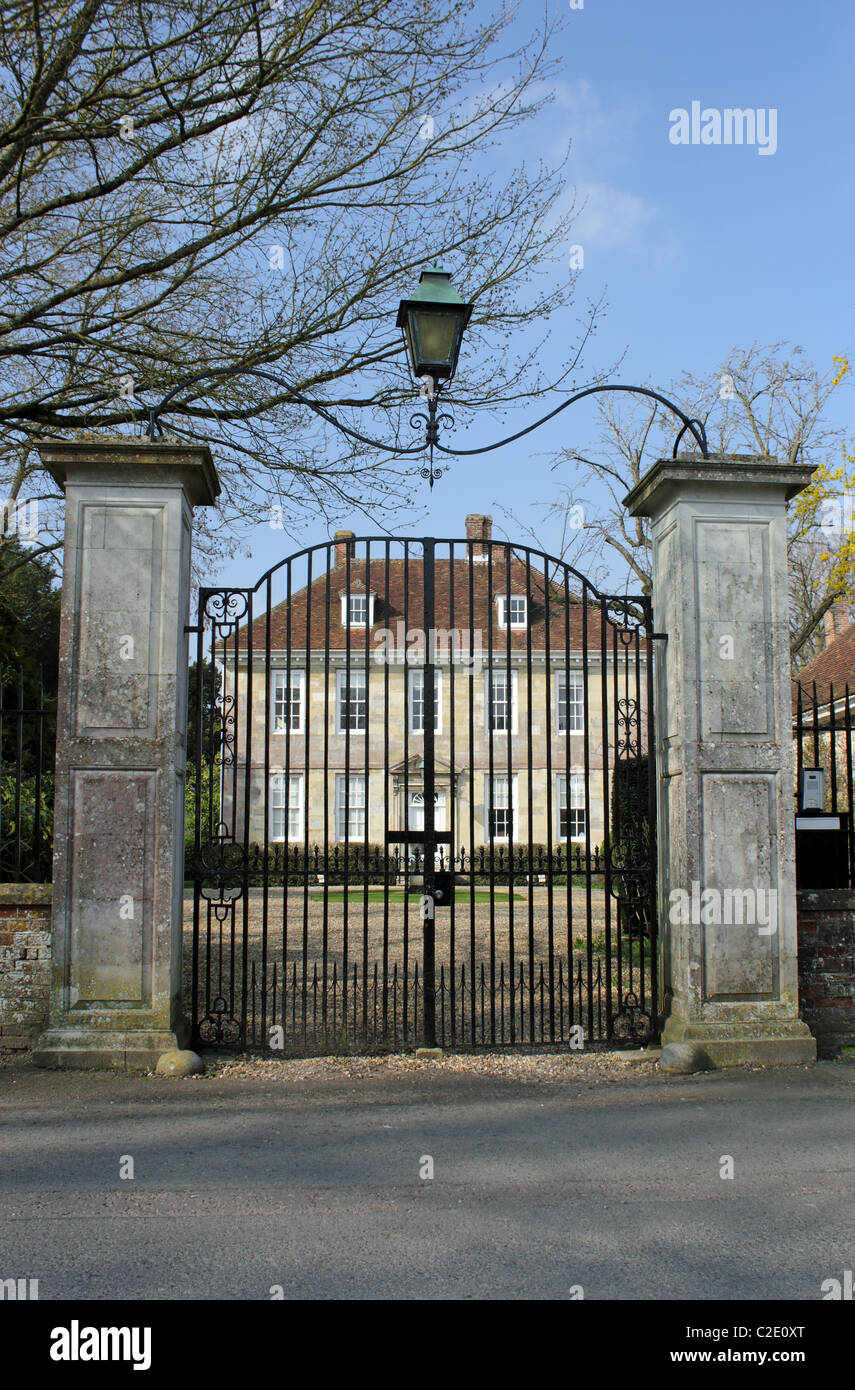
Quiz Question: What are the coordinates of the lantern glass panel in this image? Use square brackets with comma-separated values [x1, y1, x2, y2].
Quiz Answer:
[414, 311, 457, 370]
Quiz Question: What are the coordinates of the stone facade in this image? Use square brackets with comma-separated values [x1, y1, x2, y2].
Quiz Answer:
[797, 890, 855, 1057]
[0, 885, 51, 1051]
[227, 654, 624, 848]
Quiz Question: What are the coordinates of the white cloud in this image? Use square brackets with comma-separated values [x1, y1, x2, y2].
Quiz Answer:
[548, 78, 639, 157]
[571, 181, 659, 251]
[527, 81, 669, 259]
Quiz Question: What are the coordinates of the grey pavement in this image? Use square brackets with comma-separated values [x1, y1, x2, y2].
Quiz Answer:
[1, 1059, 854, 1301]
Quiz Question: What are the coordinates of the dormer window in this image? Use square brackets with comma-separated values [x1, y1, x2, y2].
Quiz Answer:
[497, 595, 527, 629]
[341, 592, 375, 627]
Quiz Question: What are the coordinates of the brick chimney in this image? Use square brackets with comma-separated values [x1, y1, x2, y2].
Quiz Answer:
[333, 529, 355, 567]
[825, 600, 850, 647]
[465, 513, 492, 556]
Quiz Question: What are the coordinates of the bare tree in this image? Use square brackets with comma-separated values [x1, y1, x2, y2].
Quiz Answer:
[0, 0, 596, 576]
[533, 345, 853, 662]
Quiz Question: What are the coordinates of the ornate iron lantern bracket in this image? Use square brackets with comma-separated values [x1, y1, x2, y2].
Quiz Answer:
[144, 365, 709, 486]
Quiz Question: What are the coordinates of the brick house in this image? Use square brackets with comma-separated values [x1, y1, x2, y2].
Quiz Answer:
[221, 515, 647, 853]
[794, 602, 854, 708]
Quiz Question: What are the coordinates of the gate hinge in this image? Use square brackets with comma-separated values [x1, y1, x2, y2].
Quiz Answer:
[651, 632, 668, 641]
[184, 624, 202, 635]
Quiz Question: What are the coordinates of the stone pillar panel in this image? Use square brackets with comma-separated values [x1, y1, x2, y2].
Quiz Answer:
[625, 455, 817, 1067]
[33, 440, 219, 1070]
[697, 521, 773, 738]
[69, 769, 155, 1005]
[76, 506, 164, 735]
[700, 772, 777, 998]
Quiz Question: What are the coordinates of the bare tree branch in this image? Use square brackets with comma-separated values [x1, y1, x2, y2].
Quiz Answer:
[0, 0, 596, 572]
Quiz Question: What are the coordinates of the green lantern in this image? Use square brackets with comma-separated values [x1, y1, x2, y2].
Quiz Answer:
[396, 265, 473, 384]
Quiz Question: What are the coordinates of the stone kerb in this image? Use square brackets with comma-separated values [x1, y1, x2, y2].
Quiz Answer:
[32, 438, 220, 1070]
[626, 454, 817, 1068]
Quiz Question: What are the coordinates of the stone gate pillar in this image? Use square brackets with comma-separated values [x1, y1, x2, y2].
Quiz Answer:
[625, 454, 817, 1067]
[33, 439, 220, 1068]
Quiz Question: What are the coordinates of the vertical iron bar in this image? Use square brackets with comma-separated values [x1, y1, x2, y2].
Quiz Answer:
[644, 596, 659, 1034]
[504, 544, 515, 1042]
[486, 539, 496, 1044]
[321, 552, 331, 1043]
[524, 551, 535, 1040]
[403, 541, 411, 1043]
[600, 598, 613, 1042]
[363, 541, 372, 1043]
[581, 590, 594, 1040]
[563, 566, 574, 1029]
[261, 575, 272, 1047]
[542, 555, 555, 1042]
[468, 541, 477, 1044]
[382, 541, 391, 1041]
[191, 600, 205, 1043]
[343, 541, 352, 1043]
[448, 541, 457, 1044]
[282, 556, 294, 1046]
[241, 593, 254, 1048]
[422, 538, 437, 1049]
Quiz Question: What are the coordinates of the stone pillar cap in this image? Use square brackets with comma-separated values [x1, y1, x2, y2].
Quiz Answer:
[38, 437, 220, 508]
[624, 452, 816, 518]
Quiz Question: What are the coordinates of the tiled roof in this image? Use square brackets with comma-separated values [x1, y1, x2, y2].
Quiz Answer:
[238, 554, 616, 653]
[793, 621, 855, 709]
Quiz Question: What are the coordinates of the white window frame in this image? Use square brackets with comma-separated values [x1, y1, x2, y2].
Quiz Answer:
[269, 772, 304, 841]
[496, 595, 528, 629]
[335, 773, 367, 842]
[407, 789, 447, 832]
[485, 667, 518, 735]
[484, 773, 518, 842]
[555, 670, 584, 734]
[270, 669, 305, 734]
[408, 668, 443, 734]
[557, 773, 586, 842]
[336, 667, 368, 734]
[340, 592, 375, 628]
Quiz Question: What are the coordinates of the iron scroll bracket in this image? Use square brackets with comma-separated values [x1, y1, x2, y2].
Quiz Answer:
[143, 366, 710, 480]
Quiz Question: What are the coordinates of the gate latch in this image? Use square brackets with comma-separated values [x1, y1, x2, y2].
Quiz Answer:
[432, 870, 454, 907]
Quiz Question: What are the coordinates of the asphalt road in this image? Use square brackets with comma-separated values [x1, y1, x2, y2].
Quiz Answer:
[1, 1060, 854, 1301]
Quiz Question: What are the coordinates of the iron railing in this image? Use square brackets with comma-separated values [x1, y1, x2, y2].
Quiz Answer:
[794, 680, 855, 884]
[198, 953, 640, 1053]
[0, 665, 56, 883]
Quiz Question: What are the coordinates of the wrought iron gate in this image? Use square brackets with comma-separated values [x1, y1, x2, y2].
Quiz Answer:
[186, 535, 658, 1051]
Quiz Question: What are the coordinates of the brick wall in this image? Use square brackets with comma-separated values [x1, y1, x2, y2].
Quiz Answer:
[0, 885, 51, 1053]
[797, 889, 855, 1058]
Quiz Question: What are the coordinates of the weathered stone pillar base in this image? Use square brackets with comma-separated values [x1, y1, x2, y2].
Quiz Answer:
[662, 1013, 815, 1068]
[33, 1026, 188, 1071]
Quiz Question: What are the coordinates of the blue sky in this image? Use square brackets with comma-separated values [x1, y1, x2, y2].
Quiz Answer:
[214, 0, 853, 591]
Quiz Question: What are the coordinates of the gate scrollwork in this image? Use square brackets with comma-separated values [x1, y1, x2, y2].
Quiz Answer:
[202, 588, 249, 642]
[192, 822, 246, 915]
